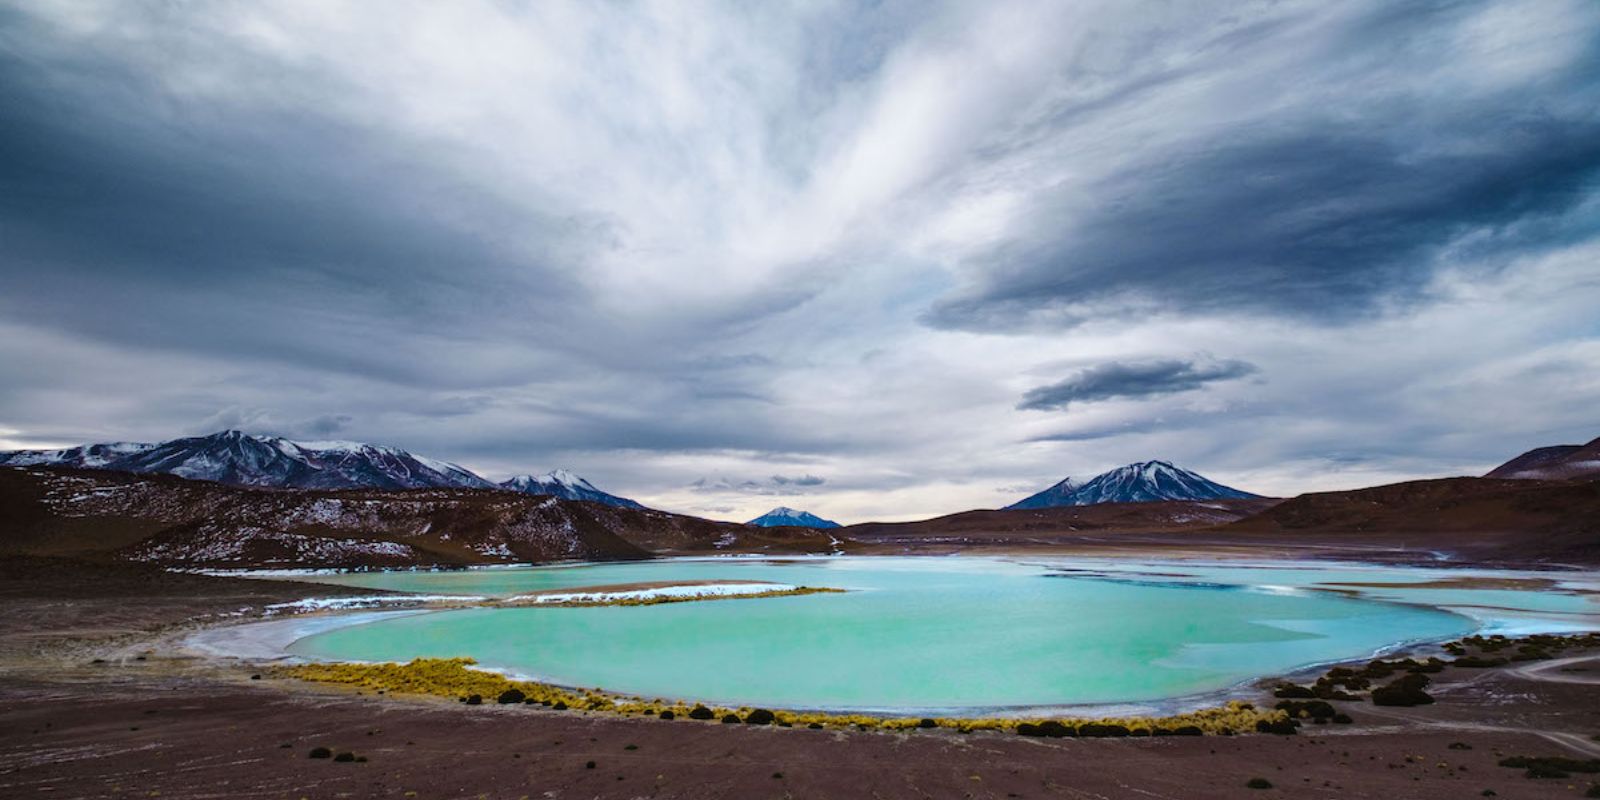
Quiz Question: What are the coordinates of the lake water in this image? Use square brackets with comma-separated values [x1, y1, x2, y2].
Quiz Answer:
[283, 556, 1600, 713]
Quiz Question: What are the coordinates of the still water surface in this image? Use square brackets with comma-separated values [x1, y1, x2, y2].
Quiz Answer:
[285, 557, 1598, 712]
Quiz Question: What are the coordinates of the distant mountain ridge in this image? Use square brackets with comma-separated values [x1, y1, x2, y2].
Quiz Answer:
[0, 431, 646, 507]
[747, 506, 841, 529]
[1486, 435, 1600, 481]
[0, 430, 493, 491]
[501, 469, 645, 509]
[1007, 460, 1261, 509]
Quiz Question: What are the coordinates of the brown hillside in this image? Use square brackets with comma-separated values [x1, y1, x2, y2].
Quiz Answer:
[0, 466, 758, 569]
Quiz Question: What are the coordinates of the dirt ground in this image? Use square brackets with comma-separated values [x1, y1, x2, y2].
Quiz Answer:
[2, 558, 1599, 800]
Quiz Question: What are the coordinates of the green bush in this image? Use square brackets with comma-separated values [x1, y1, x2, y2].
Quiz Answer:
[688, 705, 714, 720]
[497, 689, 526, 704]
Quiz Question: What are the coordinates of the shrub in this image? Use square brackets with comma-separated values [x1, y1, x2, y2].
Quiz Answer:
[1497, 756, 1600, 775]
[309, 747, 332, 759]
[688, 705, 714, 720]
[1371, 681, 1433, 707]
[917, 718, 937, 729]
[497, 689, 526, 704]
[1273, 684, 1315, 699]
[1078, 723, 1130, 738]
[745, 709, 776, 725]
[1274, 700, 1336, 720]
[1037, 720, 1074, 738]
[465, 694, 482, 706]
[551, 701, 568, 710]
[807, 723, 823, 730]
[1254, 719, 1298, 735]
[333, 752, 356, 763]
[1171, 726, 1204, 736]
[1246, 777, 1273, 789]
[1016, 723, 1043, 737]
[721, 714, 741, 724]
[658, 710, 675, 720]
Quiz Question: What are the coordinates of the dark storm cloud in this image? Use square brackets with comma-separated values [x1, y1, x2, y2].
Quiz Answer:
[1018, 359, 1257, 411]
[927, 2, 1600, 331]
[0, 28, 591, 388]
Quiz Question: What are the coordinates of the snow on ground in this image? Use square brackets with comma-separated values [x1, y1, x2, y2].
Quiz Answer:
[264, 595, 487, 614]
[510, 583, 798, 605]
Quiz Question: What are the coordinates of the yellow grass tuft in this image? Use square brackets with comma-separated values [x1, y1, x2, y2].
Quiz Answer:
[277, 657, 1286, 734]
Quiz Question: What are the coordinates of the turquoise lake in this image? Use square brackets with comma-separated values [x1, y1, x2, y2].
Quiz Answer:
[283, 557, 1600, 713]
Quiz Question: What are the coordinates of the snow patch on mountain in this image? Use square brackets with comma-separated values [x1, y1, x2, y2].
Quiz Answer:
[0, 430, 495, 491]
[499, 470, 645, 509]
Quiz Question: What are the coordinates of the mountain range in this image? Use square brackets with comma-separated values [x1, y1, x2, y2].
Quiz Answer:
[0, 466, 772, 568]
[4, 431, 1597, 568]
[0, 430, 646, 508]
[1006, 460, 1262, 509]
[747, 506, 841, 529]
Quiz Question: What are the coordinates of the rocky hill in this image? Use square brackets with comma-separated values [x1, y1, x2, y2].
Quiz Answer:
[0, 466, 764, 569]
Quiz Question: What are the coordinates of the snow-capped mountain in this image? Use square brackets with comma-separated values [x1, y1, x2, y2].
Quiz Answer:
[1006, 461, 1261, 508]
[500, 469, 645, 509]
[746, 506, 841, 528]
[0, 430, 495, 491]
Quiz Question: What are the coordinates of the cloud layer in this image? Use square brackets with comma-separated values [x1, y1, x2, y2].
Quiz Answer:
[2, 0, 1598, 522]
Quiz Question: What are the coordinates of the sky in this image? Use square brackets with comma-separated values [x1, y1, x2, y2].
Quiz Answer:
[2, 0, 1598, 523]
